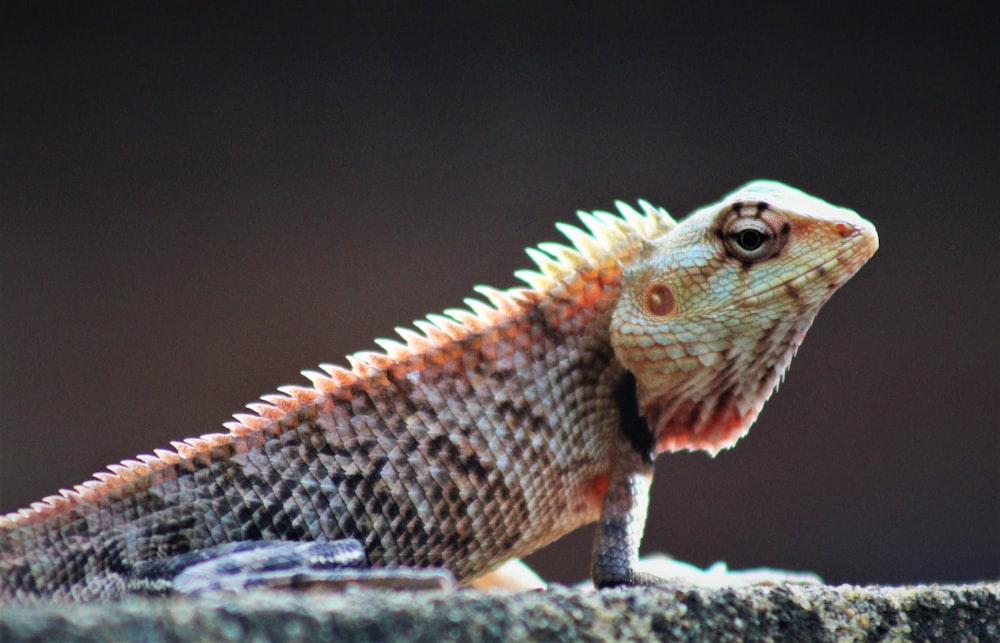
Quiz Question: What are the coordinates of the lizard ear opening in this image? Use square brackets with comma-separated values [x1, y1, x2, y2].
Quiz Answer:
[643, 283, 676, 317]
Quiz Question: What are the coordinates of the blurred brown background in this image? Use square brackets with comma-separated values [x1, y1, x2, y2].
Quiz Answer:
[2, 4, 996, 585]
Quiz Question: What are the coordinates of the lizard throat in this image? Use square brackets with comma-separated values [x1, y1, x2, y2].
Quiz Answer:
[636, 316, 814, 456]
[644, 389, 756, 455]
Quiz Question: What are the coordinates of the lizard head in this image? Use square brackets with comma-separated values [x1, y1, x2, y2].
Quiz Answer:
[610, 180, 878, 455]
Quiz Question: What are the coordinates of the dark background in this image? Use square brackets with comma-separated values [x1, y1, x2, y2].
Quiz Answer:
[2, 3, 996, 586]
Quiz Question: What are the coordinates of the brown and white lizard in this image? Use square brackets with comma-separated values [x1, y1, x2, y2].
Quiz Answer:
[0, 181, 878, 601]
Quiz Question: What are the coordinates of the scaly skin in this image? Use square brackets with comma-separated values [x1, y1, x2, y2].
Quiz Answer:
[0, 181, 878, 601]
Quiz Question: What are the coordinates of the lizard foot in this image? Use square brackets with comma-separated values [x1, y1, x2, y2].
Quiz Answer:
[590, 554, 823, 590]
[129, 540, 455, 595]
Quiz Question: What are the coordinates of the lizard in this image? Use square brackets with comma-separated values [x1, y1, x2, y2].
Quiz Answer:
[0, 180, 878, 601]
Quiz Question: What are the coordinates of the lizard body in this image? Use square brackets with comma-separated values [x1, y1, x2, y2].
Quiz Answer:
[0, 181, 878, 601]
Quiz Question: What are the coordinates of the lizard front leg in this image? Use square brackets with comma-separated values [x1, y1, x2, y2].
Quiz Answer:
[590, 440, 662, 588]
[591, 369, 663, 588]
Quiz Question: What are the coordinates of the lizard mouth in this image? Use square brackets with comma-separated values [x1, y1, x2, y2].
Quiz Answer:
[742, 223, 878, 305]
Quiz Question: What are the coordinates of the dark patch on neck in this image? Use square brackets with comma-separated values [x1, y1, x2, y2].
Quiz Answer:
[613, 370, 654, 462]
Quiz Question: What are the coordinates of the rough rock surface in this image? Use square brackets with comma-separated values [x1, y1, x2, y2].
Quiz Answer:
[1, 581, 997, 642]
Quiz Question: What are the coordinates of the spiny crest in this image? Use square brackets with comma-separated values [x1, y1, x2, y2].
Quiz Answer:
[0, 201, 675, 527]
[515, 200, 673, 290]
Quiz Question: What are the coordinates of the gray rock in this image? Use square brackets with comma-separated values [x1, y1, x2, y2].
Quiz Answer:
[1, 581, 997, 642]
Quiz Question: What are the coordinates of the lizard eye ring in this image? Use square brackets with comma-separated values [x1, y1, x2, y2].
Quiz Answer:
[722, 207, 788, 262]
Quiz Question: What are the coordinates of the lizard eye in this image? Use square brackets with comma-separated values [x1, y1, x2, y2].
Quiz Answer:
[721, 206, 788, 262]
[735, 227, 764, 251]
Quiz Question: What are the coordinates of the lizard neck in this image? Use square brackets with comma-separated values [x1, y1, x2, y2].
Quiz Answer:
[637, 310, 818, 456]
